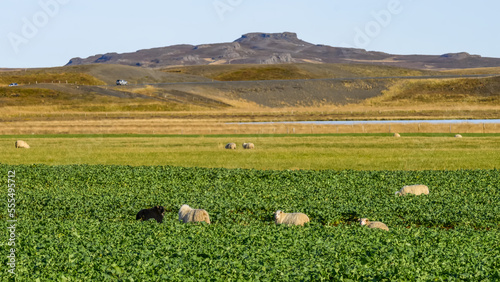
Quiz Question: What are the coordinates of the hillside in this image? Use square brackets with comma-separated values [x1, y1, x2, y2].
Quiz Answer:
[365, 76, 500, 107]
[66, 32, 500, 70]
[1, 63, 499, 124]
[163, 63, 440, 81]
[0, 63, 447, 110]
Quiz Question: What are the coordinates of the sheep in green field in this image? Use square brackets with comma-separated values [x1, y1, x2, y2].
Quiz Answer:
[178, 204, 211, 224]
[274, 210, 310, 226]
[15, 140, 30, 148]
[395, 184, 429, 196]
[359, 218, 389, 231]
[225, 143, 236, 149]
[243, 142, 254, 149]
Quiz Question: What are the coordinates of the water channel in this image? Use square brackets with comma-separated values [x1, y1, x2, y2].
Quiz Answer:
[231, 119, 500, 125]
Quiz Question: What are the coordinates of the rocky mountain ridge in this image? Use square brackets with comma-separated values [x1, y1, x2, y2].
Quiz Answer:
[66, 32, 500, 70]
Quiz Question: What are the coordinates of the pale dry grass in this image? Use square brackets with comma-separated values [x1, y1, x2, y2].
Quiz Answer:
[1, 118, 498, 135]
[442, 67, 500, 75]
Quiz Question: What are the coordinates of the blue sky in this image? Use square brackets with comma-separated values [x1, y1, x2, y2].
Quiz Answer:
[1, 0, 499, 68]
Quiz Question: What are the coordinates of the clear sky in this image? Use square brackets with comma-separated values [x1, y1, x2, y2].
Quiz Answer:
[1, 0, 499, 68]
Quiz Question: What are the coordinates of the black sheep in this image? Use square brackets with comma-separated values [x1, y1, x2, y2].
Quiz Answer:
[136, 206, 165, 223]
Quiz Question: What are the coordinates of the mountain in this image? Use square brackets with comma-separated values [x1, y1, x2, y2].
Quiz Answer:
[66, 32, 500, 70]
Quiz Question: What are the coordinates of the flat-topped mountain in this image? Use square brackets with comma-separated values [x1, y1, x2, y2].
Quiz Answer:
[66, 32, 500, 70]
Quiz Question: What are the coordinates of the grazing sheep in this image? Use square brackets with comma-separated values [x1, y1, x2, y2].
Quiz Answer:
[455, 134, 463, 138]
[15, 140, 30, 148]
[178, 204, 211, 224]
[225, 143, 236, 149]
[136, 206, 165, 223]
[242, 142, 255, 149]
[395, 184, 429, 196]
[359, 218, 389, 231]
[274, 210, 310, 226]
[393, 133, 401, 137]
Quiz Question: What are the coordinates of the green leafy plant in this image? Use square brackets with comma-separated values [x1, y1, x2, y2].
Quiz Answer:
[2, 165, 499, 280]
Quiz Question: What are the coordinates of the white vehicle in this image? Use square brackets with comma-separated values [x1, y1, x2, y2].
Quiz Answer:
[116, 80, 128, 85]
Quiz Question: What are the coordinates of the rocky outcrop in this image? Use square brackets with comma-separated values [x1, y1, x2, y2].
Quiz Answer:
[262, 53, 295, 64]
[234, 32, 300, 43]
[220, 43, 242, 59]
[440, 52, 481, 60]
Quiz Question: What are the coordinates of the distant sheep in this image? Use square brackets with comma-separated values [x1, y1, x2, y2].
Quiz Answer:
[225, 143, 236, 149]
[393, 133, 400, 137]
[15, 140, 30, 149]
[455, 134, 463, 138]
[178, 204, 211, 224]
[136, 206, 165, 223]
[274, 210, 310, 226]
[242, 143, 255, 149]
[359, 218, 389, 231]
[395, 184, 429, 196]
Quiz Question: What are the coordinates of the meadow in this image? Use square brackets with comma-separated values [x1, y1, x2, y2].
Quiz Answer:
[1, 134, 500, 170]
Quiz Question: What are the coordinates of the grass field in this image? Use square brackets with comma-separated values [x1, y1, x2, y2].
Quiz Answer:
[2, 134, 499, 170]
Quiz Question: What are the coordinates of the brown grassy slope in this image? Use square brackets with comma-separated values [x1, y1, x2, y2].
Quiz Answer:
[442, 67, 500, 75]
[0, 64, 224, 111]
[0, 84, 221, 111]
[0, 64, 210, 87]
[365, 76, 500, 106]
[0, 70, 104, 86]
[162, 63, 440, 81]
[76, 64, 211, 84]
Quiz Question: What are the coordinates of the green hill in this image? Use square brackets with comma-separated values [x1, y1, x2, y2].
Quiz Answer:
[163, 63, 440, 81]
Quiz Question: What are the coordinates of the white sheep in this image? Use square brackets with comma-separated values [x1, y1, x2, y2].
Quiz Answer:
[15, 140, 30, 149]
[393, 133, 401, 137]
[455, 134, 463, 138]
[395, 184, 429, 196]
[359, 218, 389, 231]
[225, 143, 236, 149]
[274, 210, 310, 226]
[242, 143, 255, 149]
[178, 204, 211, 224]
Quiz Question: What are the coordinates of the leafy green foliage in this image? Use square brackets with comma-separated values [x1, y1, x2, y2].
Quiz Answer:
[1, 165, 499, 280]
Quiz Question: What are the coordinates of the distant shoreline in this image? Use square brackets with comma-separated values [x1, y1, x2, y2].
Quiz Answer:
[231, 119, 500, 125]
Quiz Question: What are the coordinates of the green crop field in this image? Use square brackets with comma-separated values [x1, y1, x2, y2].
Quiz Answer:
[1, 164, 499, 280]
